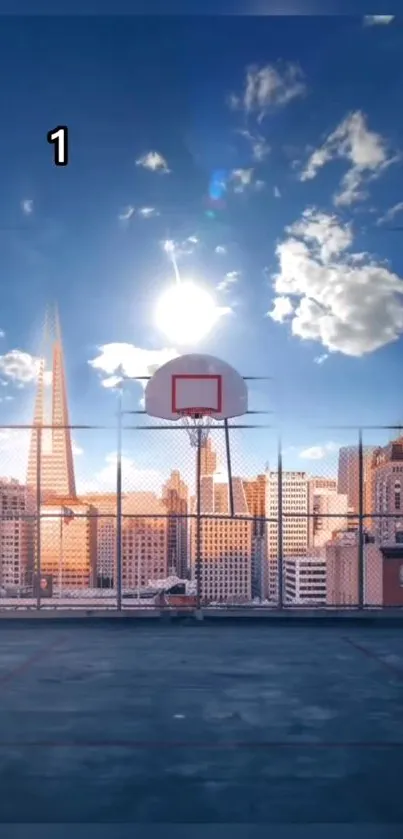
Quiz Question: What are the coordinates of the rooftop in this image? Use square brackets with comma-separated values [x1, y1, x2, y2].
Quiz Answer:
[1, 618, 402, 837]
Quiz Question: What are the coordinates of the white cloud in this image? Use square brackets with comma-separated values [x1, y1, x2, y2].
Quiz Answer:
[138, 207, 159, 218]
[162, 237, 198, 260]
[217, 271, 241, 293]
[314, 353, 329, 365]
[89, 344, 178, 390]
[274, 186, 281, 198]
[268, 295, 294, 323]
[288, 209, 353, 262]
[269, 209, 403, 357]
[376, 201, 403, 226]
[364, 15, 395, 26]
[0, 330, 4, 339]
[231, 168, 254, 192]
[72, 441, 83, 456]
[300, 111, 397, 206]
[299, 442, 338, 460]
[237, 129, 270, 161]
[136, 151, 170, 174]
[254, 179, 266, 191]
[21, 198, 33, 215]
[229, 63, 306, 120]
[215, 245, 227, 255]
[0, 349, 40, 384]
[77, 452, 164, 495]
[118, 206, 135, 221]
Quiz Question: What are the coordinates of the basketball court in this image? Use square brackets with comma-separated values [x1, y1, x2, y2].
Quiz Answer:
[0, 619, 402, 837]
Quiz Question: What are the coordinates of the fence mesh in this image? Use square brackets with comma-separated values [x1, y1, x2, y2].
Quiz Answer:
[0, 422, 402, 610]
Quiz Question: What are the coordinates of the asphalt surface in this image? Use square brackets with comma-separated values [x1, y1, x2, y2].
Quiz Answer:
[0, 621, 402, 838]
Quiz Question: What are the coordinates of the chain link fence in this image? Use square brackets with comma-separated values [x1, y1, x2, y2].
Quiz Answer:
[1, 420, 403, 611]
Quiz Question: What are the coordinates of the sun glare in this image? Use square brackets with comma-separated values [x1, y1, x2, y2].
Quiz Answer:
[155, 281, 222, 345]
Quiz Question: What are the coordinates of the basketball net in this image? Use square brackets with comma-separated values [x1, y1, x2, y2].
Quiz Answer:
[177, 410, 213, 448]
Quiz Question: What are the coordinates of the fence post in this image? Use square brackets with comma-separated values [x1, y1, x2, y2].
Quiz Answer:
[116, 389, 123, 611]
[36, 426, 42, 611]
[277, 436, 284, 608]
[195, 427, 202, 609]
[358, 428, 364, 609]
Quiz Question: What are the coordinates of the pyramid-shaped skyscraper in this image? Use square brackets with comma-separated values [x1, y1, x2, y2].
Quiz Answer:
[26, 307, 76, 500]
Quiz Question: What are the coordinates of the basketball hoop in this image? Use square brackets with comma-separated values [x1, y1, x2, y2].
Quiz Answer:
[177, 409, 214, 448]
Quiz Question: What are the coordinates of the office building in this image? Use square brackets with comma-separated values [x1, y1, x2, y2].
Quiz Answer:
[40, 500, 98, 589]
[191, 473, 252, 603]
[0, 479, 31, 589]
[162, 470, 189, 578]
[122, 492, 167, 590]
[308, 477, 348, 548]
[267, 471, 309, 601]
[284, 554, 327, 605]
[337, 445, 376, 519]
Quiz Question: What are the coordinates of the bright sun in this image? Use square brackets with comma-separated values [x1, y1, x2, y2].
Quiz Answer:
[155, 281, 222, 345]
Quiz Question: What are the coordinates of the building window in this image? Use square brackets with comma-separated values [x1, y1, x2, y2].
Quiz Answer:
[399, 564, 403, 588]
[394, 481, 401, 511]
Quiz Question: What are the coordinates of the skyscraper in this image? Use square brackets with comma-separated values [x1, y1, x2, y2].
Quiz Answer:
[200, 438, 217, 476]
[337, 445, 375, 518]
[26, 308, 76, 500]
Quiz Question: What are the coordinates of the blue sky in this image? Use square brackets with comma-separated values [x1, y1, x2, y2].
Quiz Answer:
[0, 14, 402, 491]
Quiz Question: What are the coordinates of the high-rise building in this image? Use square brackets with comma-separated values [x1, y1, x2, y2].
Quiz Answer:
[284, 555, 327, 605]
[82, 493, 118, 585]
[40, 500, 98, 589]
[191, 471, 252, 603]
[371, 435, 403, 545]
[243, 475, 268, 599]
[0, 479, 31, 590]
[308, 477, 348, 549]
[27, 309, 76, 500]
[325, 530, 382, 606]
[122, 492, 167, 590]
[200, 438, 217, 476]
[337, 445, 376, 519]
[267, 471, 309, 601]
[162, 470, 189, 578]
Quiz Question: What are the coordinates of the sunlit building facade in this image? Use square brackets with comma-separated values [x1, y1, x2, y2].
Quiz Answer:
[40, 500, 97, 589]
[121, 492, 167, 590]
[162, 470, 189, 578]
[267, 471, 309, 601]
[0, 479, 31, 589]
[191, 474, 252, 603]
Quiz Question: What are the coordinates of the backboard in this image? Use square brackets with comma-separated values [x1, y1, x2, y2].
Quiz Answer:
[145, 353, 248, 421]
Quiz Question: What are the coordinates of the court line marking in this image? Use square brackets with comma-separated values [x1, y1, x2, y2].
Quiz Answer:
[0, 740, 401, 749]
[343, 636, 403, 678]
[0, 635, 67, 687]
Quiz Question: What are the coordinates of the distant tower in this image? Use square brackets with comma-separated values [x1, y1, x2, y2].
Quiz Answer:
[26, 307, 76, 500]
[200, 438, 217, 476]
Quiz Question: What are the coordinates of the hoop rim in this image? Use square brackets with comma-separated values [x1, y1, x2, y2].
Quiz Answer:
[177, 408, 215, 418]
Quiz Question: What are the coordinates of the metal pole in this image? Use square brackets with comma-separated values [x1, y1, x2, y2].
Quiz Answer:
[277, 436, 284, 608]
[196, 426, 202, 609]
[116, 388, 123, 611]
[358, 428, 364, 609]
[59, 512, 63, 597]
[36, 426, 42, 611]
[224, 419, 234, 517]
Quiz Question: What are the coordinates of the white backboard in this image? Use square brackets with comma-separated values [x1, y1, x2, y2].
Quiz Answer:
[145, 353, 248, 420]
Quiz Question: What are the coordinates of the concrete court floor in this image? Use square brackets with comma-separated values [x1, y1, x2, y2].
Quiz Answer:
[0, 619, 402, 839]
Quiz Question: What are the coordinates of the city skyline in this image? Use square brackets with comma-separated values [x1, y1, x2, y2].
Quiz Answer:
[0, 311, 402, 606]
